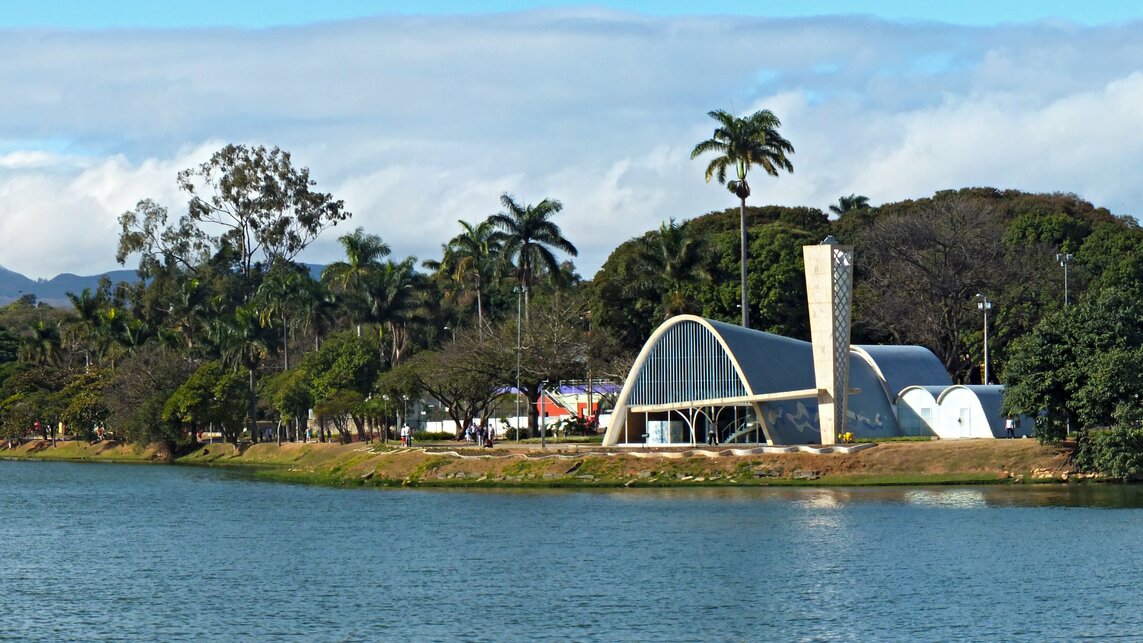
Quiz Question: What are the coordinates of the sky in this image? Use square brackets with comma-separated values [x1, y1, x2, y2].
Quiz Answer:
[3, 1, 1143, 280]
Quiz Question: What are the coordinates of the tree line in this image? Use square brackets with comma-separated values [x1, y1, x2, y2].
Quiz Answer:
[3, 123, 1143, 464]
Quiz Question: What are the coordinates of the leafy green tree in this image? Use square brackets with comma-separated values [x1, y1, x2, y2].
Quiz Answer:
[59, 368, 111, 441]
[385, 331, 508, 440]
[302, 331, 380, 443]
[313, 389, 365, 444]
[691, 108, 794, 327]
[175, 144, 350, 279]
[1003, 291, 1143, 440]
[262, 368, 313, 443]
[488, 193, 578, 318]
[164, 361, 249, 445]
[103, 344, 197, 449]
[854, 193, 1045, 380]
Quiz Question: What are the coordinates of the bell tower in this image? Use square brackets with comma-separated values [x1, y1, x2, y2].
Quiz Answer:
[802, 237, 854, 445]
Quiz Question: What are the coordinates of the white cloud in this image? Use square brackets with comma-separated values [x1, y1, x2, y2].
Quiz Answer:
[1, 12, 1142, 279]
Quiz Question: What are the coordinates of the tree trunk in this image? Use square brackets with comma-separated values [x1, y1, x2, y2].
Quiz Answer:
[248, 369, 258, 443]
[739, 196, 750, 328]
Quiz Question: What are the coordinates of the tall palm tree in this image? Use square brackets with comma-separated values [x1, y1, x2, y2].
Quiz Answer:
[65, 287, 107, 369]
[368, 257, 422, 367]
[438, 219, 504, 332]
[20, 320, 61, 366]
[640, 219, 709, 319]
[255, 262, 318, 370]
[321, 227, 391, 335]
[829, 194, 871, 215]
[691, 108, 794, 327]
[488, 193, 578, 319]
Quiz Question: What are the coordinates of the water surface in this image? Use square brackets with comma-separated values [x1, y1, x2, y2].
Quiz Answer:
[2, 461, 1142, 641]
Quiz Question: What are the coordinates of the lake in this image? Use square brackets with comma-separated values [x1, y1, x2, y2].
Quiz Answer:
[2, 460, 1143, 641]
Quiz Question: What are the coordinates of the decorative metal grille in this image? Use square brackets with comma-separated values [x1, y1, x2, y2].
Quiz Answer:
[630, 320, 746, 406]
[832, 246, 854, 431]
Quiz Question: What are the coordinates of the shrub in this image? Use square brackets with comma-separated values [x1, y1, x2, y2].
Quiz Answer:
[1075, 426, 1143, 480]
[412, 431, 454, 442]
[505, 427, 532, 441]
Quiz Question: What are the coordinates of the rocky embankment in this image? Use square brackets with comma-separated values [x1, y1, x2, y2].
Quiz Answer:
[1, 438, 1078, 487]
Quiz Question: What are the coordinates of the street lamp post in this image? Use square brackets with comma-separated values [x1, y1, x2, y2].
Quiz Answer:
[976, 293, 993, 384]
[540, 379, 548, 448]
[1056, 253, 1074, 308]
[514, 286, 523, 442]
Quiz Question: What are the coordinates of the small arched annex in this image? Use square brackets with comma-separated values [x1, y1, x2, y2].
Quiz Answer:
[603, 315, 821, 446]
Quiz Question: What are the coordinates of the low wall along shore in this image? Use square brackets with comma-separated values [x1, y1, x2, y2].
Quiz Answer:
[0, 438, 1079, 487]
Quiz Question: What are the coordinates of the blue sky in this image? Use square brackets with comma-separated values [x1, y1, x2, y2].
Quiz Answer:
[2, 3, 1143, 279]
[5, 0, 1142, 28]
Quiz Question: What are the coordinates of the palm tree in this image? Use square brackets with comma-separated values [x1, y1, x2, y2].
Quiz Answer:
[437, 219, 504, 333]
[368, 257, 422, 367]
[829, 194, 871, 216]
[321, 227, 391, 335]
[255, 262, 318, 370]
[65, 287, 107, 369]
[20, 320, 61, 366]
[207, 304, 273, 442]
[640, 219, 709, 319]
[488, 193, 578, 319]
[691, 108, 794, 327]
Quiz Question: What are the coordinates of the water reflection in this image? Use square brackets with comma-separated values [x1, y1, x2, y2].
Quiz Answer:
[904, 488, 987, 508]
[551, 483, 1143, 510]
[8, 461, 1143, 642]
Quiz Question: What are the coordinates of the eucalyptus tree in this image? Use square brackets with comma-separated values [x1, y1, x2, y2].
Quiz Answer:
[118, 145, 349, 284]
[488, 193, 578, 319]
[691, 108, 794, 327]
[117, 144, 351, 441]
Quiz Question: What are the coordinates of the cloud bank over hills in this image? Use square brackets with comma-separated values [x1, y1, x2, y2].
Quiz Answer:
[2, 10, 1141, 280]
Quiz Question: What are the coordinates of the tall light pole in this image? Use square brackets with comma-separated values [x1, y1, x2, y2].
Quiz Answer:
[976, 293, 992, 384]
[1056, 253, 1074, 308]
[514, 286, 523, 442]
[540, 378, 548, 448]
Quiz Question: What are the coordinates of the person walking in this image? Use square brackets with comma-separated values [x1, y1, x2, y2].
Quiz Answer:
[1005, 416, 1016, 439]
[401, 424, 411, 447]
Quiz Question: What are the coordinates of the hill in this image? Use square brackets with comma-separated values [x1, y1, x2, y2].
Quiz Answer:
[0, 266, 139, 306]
[0, 264, 326, 306]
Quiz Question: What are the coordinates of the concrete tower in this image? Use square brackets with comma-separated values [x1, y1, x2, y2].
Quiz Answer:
[802, 237, 854, 445]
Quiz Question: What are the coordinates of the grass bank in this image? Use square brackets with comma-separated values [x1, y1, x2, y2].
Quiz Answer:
[0, 437, 1078, 487]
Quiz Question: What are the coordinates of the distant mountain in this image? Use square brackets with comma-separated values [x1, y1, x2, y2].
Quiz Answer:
[0, 264, 328, 307]
[0, 266, 141, 306]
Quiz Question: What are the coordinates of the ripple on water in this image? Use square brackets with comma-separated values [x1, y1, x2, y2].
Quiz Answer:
[3, 462, 1143, 641]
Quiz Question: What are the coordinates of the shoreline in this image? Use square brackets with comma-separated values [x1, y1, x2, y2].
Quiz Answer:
[0, 438, 1083, 487]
